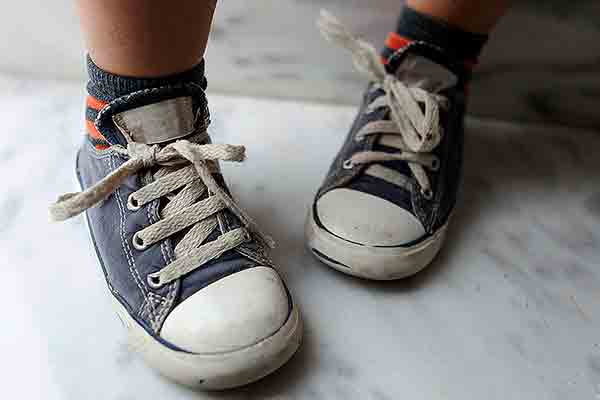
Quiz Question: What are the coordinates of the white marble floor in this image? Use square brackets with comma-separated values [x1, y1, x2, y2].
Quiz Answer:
[1, 74, 600, 400]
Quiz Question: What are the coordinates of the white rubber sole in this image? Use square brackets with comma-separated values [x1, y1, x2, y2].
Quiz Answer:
[305, 207, 447, 280]
[111, 294, 303, 390]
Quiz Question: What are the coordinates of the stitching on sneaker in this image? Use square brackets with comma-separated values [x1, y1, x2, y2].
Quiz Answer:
[110, 155, 156, 321]
[149, 194, 178, 329]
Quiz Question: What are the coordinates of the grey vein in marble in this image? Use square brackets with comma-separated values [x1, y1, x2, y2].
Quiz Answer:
[1, 74, 599, 400]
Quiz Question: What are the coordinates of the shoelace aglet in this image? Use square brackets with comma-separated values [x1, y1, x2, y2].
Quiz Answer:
[317, 10, 355, 48]
[49, 192, 80, 222]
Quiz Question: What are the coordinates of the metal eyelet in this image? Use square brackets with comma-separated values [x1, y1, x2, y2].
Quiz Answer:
[421, 188, 434, 200]
[127, 193, 141, 211]
[242, 229, 252, 242]
[147, 274, 163, 289]
[342, 159, 355, 169]
[430, 157, 440, 171]
[132, 232, 148, 251]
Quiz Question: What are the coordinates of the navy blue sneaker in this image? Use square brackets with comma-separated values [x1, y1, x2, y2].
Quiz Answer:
[306, 12, 468, 280]
[51, 81, 302, 389]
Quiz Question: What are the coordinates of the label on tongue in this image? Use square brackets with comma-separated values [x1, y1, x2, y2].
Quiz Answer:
[113, 96, 195, 144]
[396, 54, 458, 93]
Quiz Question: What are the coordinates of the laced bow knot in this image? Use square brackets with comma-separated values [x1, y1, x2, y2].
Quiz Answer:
[318, 10, 446, 193]
[49, 138, 272, 247]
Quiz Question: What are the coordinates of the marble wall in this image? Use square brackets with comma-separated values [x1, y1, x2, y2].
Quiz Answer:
[0, 1, 598, 129]
[205, 1, 600, 129]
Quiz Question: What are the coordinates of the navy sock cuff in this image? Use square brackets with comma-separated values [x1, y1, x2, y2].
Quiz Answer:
[396, 6, 489, 61]
[86, 55, 207, 102]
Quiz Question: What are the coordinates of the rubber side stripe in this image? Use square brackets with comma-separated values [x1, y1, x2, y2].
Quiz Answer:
[311, 248, 351, 269]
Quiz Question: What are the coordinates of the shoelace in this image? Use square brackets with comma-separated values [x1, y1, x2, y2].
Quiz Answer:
[318, 10, 446, 198]
[50, 131, 273, 288]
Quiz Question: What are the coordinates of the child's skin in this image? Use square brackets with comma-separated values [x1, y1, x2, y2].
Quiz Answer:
[76, 0, 217, 77]
[406, 0, 509, 34]
[75, 0, 508, 79]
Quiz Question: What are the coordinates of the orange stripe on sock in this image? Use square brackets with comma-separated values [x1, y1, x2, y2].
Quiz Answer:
[385, 32, 412, 51]
[85, 120, 108, 141]
[86, 119, 110, 150]
[385, 32, 478, 71]
[86, 96, 108, 111]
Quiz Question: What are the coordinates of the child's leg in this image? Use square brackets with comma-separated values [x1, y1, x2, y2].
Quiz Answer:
[389, 0, 510, 63]
[75, 0, 217, 77]
[307, 2, 510, 280]
[51, 1, 303, 389]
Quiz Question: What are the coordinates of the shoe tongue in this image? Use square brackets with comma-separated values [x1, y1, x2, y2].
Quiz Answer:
[384, 35, 461, 93]
[95, 84, 209, 146]
[113, 96, 196, 144]
[393, 52, 458, 93]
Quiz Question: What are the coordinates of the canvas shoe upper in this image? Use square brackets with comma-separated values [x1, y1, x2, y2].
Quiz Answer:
[306, 12, 469, 279]
[50, 81, 302, 389]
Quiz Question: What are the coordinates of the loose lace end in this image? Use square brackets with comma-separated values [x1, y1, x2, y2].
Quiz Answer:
[317, 10, 386, 83]
[49, 192, 83, 222]
[317, 9, 355, 46]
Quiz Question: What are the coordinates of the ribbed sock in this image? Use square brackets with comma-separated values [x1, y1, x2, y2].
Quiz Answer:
[382, 6, 489, 66]
[84, 56, 206, 149]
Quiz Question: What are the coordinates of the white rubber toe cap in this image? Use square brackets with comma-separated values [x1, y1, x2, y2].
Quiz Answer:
[161, 267, 290, 354]
[316, 188, 426, 246]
